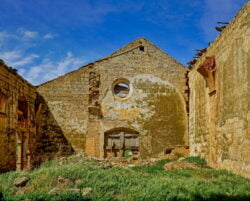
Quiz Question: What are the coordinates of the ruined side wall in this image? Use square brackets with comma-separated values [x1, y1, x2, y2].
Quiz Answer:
[189, 2, 250, 177]
[37, 38, 189, 159]
[0, 62, 36, 172]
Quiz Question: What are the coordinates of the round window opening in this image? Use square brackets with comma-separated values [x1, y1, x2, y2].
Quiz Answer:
[113, 80, 130, 98]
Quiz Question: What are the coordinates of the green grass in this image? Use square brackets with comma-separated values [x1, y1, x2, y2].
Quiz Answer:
[184, 157, 208, 168]
[131, 159, 173, 174]
[0, 156, 249, 201]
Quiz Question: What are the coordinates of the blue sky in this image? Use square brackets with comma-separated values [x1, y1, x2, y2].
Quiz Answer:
[0, 0, 248, 85]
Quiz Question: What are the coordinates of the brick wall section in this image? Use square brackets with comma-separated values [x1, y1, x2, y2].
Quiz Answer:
[0, 61, 36, 172]
[188, 2, 250, 177]
[37, 38, 189, 159]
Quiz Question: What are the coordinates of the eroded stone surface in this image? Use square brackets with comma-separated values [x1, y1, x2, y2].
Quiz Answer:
[189, 2, 250, 178]
[37, 38, 188, 160]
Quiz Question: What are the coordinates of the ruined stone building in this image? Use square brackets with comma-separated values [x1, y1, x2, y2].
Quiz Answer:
[0, 60, 36, 172]
[0, 2, 249, 177]
[36, 38, 189, 161]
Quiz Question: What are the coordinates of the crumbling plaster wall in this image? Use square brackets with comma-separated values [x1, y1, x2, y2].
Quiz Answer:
[37, 38, 189, 159]
[99, 74, 187, 159]
[189, 2, 250, 177]
[0, 61, 36, 172]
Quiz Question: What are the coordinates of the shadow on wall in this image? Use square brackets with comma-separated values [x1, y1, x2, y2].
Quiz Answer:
[34, 94, 74, 167]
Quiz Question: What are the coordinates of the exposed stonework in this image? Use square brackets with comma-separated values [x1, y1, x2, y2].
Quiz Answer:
[37, 38, 189, 160]
[0, 60, 36, 173]
[197, 56, 216, 95]
[189, 2, 250, 177]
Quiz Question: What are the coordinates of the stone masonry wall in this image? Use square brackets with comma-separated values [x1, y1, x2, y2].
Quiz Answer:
[37, 38, 189, 160]
[0, 61, 36, 172]
[189, 2, 250, 177]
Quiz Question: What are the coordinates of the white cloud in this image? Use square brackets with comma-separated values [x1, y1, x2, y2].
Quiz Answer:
[24, 52, 85, 85]
[0, 29, 83, 85]
[0, 31, 17, 46]
[0, 29, 41, 54]
[1, 50, 38, 67]
[11, 54, 39, 67]
[12, 28, 39, 40]
[0, 29, 40, 70]
[1, 29, 51, 43]
[0, 29, 86, 85]
[21, 30, 38, 39]
[43, 33, 55, 39]
[1, 50, 22, 61]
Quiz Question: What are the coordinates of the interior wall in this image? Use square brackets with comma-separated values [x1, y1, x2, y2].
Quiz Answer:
[0, 62, 36, 172]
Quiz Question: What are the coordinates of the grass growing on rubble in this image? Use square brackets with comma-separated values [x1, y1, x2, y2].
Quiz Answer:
[0, 155, 249, 201]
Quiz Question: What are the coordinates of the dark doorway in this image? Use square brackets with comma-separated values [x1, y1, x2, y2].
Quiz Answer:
[16, 96, 30, 170]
